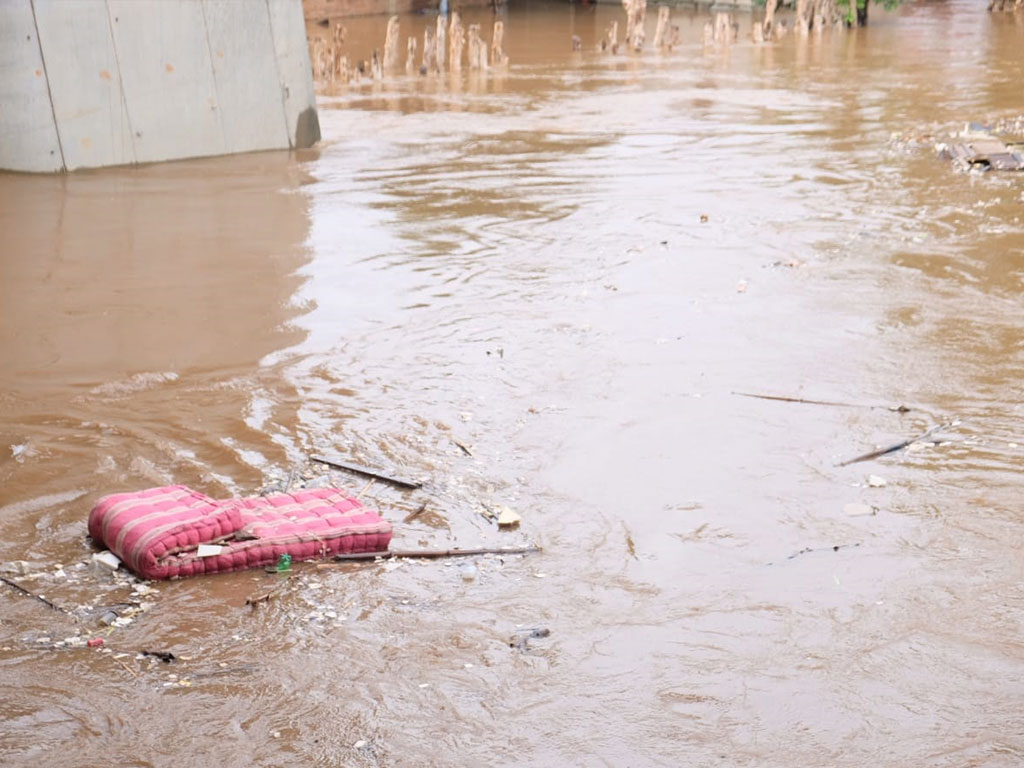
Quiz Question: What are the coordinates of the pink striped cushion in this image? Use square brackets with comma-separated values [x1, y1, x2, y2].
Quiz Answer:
[88, 485, 392, 580]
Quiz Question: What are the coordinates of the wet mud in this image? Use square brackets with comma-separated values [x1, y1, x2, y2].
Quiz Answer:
[1, 1, 1022, 765]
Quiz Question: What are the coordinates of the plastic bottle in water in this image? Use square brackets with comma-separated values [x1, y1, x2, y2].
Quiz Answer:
[277, 554, 292, 572]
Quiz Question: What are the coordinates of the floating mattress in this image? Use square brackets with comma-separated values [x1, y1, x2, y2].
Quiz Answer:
[88, 485, 392, 580]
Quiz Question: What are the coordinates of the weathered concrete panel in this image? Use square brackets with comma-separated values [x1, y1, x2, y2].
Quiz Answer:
[0, 1, 62, 172]
[32, 0, 134, 170]
[202, 0, 290, 154]
[302, 0, 465, 18]
[268, 0, 320, 149]
[107, 0, 225, 164]
[1, 0, 318, 172]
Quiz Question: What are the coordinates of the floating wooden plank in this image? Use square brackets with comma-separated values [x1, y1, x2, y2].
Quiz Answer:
[310, 454, 423, 489]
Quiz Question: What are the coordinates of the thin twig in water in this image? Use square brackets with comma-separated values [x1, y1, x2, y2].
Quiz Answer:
[787, 543, 860, 560]
[733, 391, 910, 411]
[355, 478, 375, 500]
[0, 574, 67, 613]
[734, 391, 864, 407]
[319, 545, 540, 567]
[114, 657, 139, 679]
[623, 524, 638, 560]
[838, 422, 951, 467]
[454, 440, 473, 457]
[403, 501, 428, 523]
[765, 542, 861, 565]
[311, 454, 423, 489]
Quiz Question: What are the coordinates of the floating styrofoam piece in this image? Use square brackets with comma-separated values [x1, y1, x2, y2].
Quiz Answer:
[496, 506, 521, 529]
[92, 551, 121, 570]
[843, 503, 875, 518]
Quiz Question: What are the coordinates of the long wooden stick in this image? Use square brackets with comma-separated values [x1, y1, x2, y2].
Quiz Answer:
[324, 546, 540, 564]
[734, 391, 864, 407]
[838, 423, 949, 467]
[114, 657, 139, 679]
[311, 454, 423, 489]
[733, 391, 911, 410]
[0, 574, 67, 613]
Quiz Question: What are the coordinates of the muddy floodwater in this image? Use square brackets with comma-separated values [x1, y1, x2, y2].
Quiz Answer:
[2, 1, 1023, 765]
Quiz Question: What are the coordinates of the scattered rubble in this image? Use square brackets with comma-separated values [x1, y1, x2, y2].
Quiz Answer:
[843, 503, 876, 518]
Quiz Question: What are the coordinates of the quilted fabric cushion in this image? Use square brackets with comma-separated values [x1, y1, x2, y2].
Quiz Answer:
[88, 485, 392, 580]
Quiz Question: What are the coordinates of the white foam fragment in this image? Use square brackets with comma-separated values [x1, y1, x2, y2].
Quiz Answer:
[92, 551, 121, 571]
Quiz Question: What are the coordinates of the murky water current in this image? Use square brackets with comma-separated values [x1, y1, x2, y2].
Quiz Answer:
[2, 2, 1023, 765]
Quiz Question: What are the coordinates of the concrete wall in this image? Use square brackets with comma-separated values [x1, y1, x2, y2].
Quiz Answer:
[590, 0, 754, 7]
[302, 0, 496, 20]
[0, 0, 319, 173]
[302, 0, 747, 16]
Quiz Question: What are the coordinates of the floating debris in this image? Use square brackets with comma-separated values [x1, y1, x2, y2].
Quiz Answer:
[140, 650, 176, 663]
[838, 421, 957, 467]
[510, 627, 550, 651]
[1, 560, 31, 576]
[310, 454, 423, 489]
[496, 506, 522, 530]
[775, 542, 861, 564]
[92, 551, 121, 572]
[843, 503, 876, 518]
[403, 501, 428, 523]
[733, 391, 910, 411]
[937, 122, 1024, 172]
[0, 573, 68, 613]
[326, 545, 539, 564]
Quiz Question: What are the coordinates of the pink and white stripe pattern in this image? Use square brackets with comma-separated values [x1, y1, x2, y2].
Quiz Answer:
[88, 485, 392, 580]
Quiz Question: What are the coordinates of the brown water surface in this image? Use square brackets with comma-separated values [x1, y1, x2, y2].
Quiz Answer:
[1, 2, 1022, 765]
